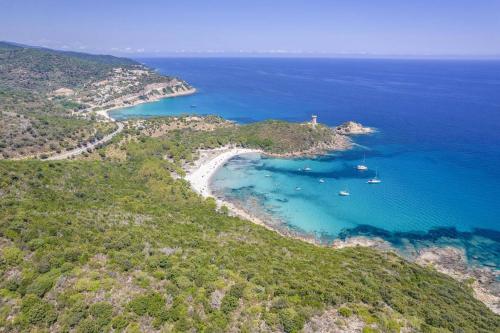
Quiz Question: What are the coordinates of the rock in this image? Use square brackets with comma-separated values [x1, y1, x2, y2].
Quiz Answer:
[303, 308, 366, 333]
[336, 121, 375, 135]
[210, 289, 225, 309]
[415, 246, 500, 315]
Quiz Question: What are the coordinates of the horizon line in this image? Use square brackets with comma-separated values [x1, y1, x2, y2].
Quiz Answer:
[3, 40, 500, 61]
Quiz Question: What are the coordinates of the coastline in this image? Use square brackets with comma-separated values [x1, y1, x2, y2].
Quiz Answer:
[94, 87, 197, 122]
[184, 147, 267, 226]
[184, 146, 318, 244]
[184, 146, 500, 314]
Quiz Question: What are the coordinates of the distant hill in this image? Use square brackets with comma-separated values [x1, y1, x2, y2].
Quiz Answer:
[0, 41, 191, 159]
[0, 41, 140, 93]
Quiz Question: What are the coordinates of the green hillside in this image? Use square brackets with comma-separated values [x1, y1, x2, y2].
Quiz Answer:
[0, 42, 179, 159]
[0, 126, 498, 333]
[0, 42, 138, 92]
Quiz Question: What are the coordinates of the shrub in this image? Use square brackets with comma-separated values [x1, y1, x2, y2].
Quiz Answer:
[128, 293, 166, 317]
[62, 302, 87, 328]
[20, 294, 57, 326]
[76, 318, 100, 333]
[338, 306, 353, 317]
[89, 302, 113, 327]
[278, 308, 304, 333]
[26, 275, 54, 297]
[2, 247, 23, 265]
[220, 284, 245, 315]
[112, 315, 129, 331]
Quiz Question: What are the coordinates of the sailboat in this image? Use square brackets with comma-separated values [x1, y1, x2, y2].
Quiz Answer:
[356, 154, 368, 171]
[367, 169, 382, 184]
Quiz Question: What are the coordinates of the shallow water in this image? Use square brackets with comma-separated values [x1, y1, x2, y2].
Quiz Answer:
[113, 58, 500, 268]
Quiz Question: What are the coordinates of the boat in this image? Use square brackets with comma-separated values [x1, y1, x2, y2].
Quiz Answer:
[356, 154, 368, 171]
[295, 187, 302, 191]
[190, 104, 197, 108]
[339, 189, 350, 196]
[304, 167, 312, 171]
[319, 178, 325, 183]
[264, 174, 271, 177]
[367, 169, 382, 184]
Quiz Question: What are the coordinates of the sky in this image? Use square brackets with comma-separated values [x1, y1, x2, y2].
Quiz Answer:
[1, 0, 500, 58]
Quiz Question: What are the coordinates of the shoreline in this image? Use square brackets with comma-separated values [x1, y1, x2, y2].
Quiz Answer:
[94, 87, 197, 122]
[184, 146, 321, 244]
[184, 146, 500, 314]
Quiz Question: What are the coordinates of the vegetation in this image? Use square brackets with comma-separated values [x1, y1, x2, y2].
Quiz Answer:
[0, 42, 182, 159]
[0, 41, 138, 93]
[0, 88, 116, 159]
[1, 128, 498, 332]
[127, 117, 349, 163]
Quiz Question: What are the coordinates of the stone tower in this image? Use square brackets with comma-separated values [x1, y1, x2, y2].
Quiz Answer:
[311, 115, 318, 128]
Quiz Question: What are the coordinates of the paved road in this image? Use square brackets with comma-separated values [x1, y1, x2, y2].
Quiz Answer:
[48, 122, 124, 160]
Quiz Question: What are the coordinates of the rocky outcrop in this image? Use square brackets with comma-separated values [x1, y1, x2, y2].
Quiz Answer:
[415, 246, 500, 314]
[336, 121, 375, 135]
[303, 308, 365, 333]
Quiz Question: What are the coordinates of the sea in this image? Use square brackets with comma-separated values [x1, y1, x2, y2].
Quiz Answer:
[111, 58, 500, 268]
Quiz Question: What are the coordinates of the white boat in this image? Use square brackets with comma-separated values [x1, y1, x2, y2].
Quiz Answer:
[356, 154, 368, 171]
[367, 169, 382, 184]
[264, 174, 271, 177]
[295, 187, 302, 191]
[339, 190, 350, 196]
[304, 167, 312, 171]
[319, 178, 325, 183]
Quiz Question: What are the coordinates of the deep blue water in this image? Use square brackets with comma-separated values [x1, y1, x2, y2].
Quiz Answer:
[112, 58, 500, 267]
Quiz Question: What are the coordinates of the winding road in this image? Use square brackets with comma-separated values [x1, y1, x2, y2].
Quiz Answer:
[48, 122, 124, 160]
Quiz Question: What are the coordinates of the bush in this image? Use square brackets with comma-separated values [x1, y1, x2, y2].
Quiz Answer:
[128, 293, 166, 317]
[26, 275, 54, 297]
[338, 306, 353, 317]
[278, 308, 304, 333]
[89, 302, 113, 327]
[2, 247, 23, 265]
[20, 294, 57, 326]
[62, 301, 87, 328]
[112, 315, 129, 331]
[76, 318, 100, 333]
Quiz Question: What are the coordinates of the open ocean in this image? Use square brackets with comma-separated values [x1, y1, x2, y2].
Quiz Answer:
[112, 58, 500, 268]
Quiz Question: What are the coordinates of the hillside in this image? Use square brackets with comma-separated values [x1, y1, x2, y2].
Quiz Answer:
[1, 123, 498, 332]
[0, 42, 192, 159]
[0, 41, 139, 93]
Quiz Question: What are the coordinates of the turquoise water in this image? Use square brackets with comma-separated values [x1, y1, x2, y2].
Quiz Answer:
[113, 58, 500, 267]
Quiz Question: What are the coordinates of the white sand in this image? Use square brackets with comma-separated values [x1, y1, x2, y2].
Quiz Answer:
[184, 147, 319, 239]
[184, 147, 276, 227]
[185, 147, 260, 197]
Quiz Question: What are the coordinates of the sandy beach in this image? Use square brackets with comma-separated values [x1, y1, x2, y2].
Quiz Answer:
[184, 147, 278, 227]
[185, 147, 260, 197]
[184, 147, 321, 242]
